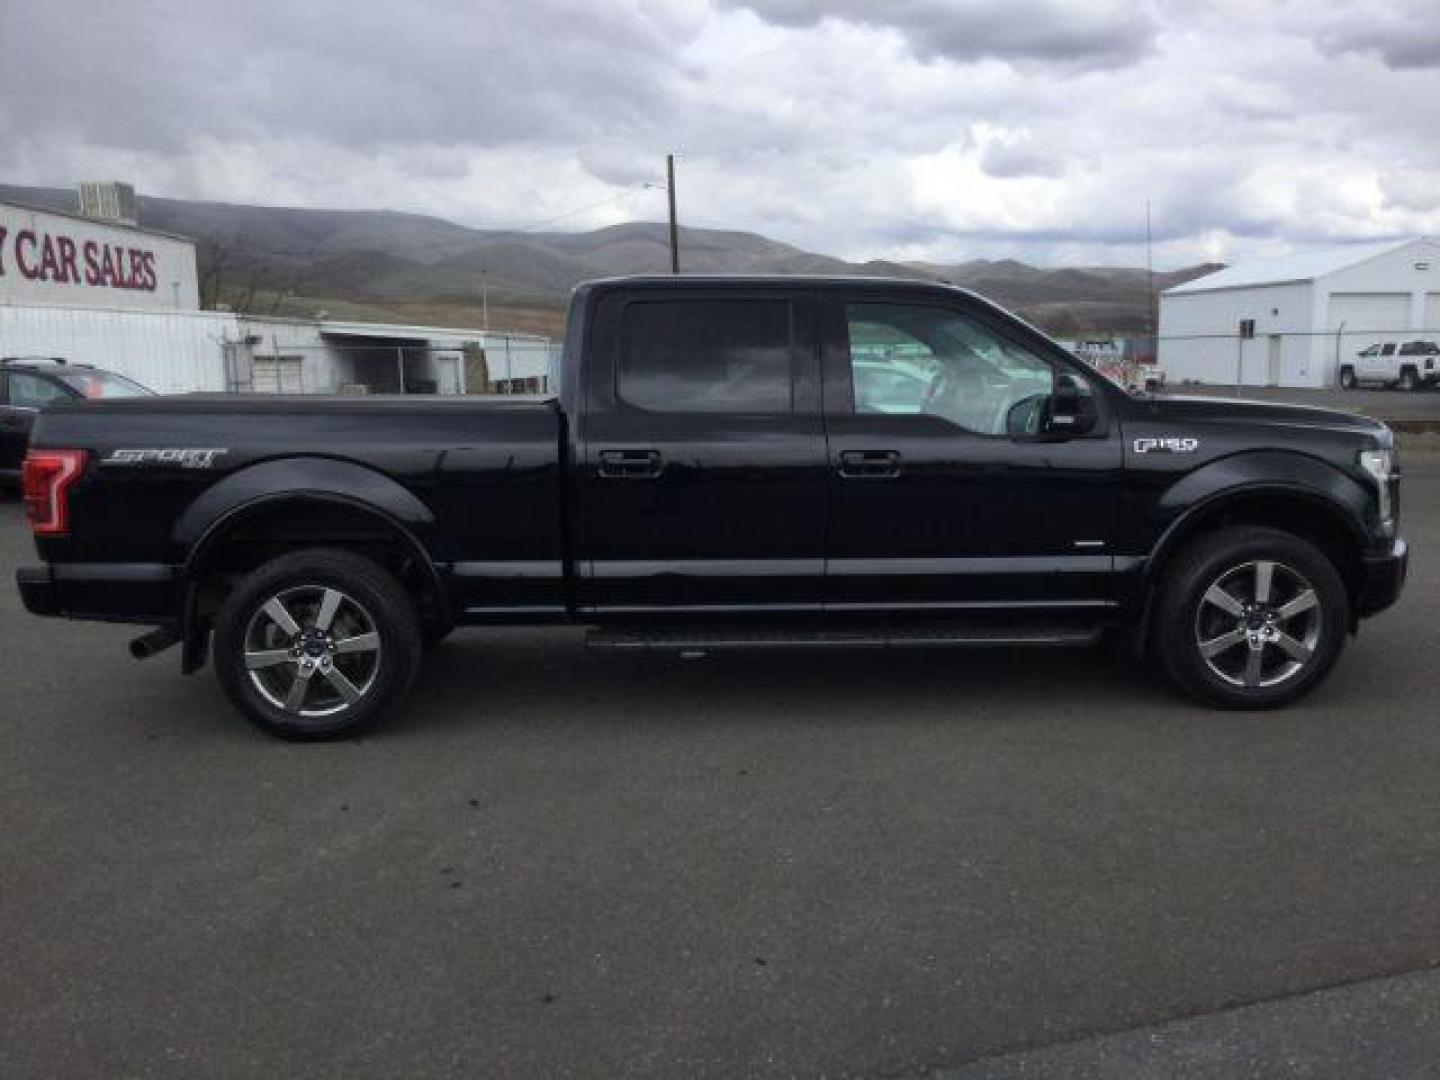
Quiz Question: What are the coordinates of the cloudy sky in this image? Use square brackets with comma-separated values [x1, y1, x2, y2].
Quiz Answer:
[2, 0, 1437, 268]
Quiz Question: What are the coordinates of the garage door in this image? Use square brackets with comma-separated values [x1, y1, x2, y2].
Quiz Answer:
[1426, 293, 1440, 333]
[1326, 292, 1411, 334]
[252, 355, 304, 393]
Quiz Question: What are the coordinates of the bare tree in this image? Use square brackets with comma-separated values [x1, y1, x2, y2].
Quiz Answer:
[197, 233, 291, 315]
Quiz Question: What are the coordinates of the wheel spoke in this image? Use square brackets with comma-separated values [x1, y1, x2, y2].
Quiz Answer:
[262, 597, 301, 637]
[284, 666, 315, 712]
[1203, 585, 1245, 618]
[332, 631, 379, 655]
[322, 665, 364, 704]
[1274, 632, 1313, 663]
[314, 588, 343, 632]
[1253, 561, 1275, 605]
[1200, 628, 1247, 658]
[1243, 647, 1265, 688]
[1276, 589, 1318, 621]
[245, 648, 293, 670]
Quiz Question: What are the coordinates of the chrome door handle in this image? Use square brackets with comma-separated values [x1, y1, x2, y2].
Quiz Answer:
[598, 449, 663, 479]
[838, 450, 901, 479]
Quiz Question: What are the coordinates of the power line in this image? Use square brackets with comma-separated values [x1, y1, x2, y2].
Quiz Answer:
[507, 182, 664, 235]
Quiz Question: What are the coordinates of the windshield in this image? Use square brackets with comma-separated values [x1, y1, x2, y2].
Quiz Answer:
[55, 371, 155, 399]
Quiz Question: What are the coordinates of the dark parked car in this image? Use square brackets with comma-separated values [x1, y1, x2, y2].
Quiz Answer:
[15, 276, 1407, 738]
[1, 358, 154, 484]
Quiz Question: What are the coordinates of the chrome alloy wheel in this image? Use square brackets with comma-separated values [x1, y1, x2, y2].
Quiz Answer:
[1194, 560, 1322, 690]
[243, 586, 382, 718]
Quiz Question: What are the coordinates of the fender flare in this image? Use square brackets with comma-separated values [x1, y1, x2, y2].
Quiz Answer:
[177, 457, 446, 620]
[1129, 451, 1373, 651]
[1145, 449, 1372, 575]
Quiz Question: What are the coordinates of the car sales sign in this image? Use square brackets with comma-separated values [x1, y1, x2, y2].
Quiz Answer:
[0, 202, 199, 311]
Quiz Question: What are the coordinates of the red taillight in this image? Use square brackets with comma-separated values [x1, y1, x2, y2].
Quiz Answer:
[22, 450, 88, 536]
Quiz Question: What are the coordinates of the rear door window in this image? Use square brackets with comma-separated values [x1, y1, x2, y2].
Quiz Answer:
[617, 299, 795, 413]
[55, 371, 152, 398]
[7, 374, 71, 408]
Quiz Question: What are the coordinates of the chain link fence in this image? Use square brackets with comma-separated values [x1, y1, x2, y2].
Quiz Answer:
[1060, 328, 1440, 391]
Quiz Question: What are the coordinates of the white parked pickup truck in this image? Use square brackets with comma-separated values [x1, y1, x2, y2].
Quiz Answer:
[1340, 341, 1440, 391]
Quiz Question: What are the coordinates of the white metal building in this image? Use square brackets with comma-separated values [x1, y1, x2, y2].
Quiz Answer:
[1158, 237, 1440, 388]
[1, 185, 559, 395]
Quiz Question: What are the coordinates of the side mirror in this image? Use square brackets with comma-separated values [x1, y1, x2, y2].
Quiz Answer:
[1048, 374, 1097, 436]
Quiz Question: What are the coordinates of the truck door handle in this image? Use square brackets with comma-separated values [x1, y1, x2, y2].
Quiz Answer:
[598, 449, 663, 479]
[838, 450, 902, 479]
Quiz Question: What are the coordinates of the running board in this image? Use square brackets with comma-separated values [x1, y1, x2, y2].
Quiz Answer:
[586, 620, 1103, 653]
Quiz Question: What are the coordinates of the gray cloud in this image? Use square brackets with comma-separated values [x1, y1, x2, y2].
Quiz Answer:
[0, 1, 690, 152]
[719, 0, 1158, 70]
[979, 140, 1065, 179]
[1311, 4, 1440, 69]
[1, 0, 1437, 268]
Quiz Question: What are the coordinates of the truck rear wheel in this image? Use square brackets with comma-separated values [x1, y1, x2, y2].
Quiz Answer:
[1155, 526, 1349, 709]
[212, 548, 422, 739]
[1397, 367, 1418, 391]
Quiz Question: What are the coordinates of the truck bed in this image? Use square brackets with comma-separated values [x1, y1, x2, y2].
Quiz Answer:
[27, 393, 567, 620]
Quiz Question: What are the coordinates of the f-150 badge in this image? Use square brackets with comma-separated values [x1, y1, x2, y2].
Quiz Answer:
[1133, 437, 1199, 454]
[102, 448, 229, 469]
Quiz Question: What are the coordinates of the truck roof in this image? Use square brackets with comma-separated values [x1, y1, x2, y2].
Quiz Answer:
[583, 273, 965, 291]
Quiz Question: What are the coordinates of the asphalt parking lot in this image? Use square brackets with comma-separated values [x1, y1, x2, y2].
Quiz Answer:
[2, 463, 1439, 1079]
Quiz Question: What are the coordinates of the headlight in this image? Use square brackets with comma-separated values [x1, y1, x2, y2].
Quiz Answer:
[1358, 449, 1395, 533]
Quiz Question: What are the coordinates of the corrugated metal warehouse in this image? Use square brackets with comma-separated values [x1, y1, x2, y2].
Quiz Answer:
[1, 185, 558, 395]
[1158, 237, 1440, 388]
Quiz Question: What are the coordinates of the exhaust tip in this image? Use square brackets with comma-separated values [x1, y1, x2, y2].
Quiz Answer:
[130, 628, 180, 660]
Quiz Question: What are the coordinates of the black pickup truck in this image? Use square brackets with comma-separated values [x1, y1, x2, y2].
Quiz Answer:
[16, 276, 1407, 738]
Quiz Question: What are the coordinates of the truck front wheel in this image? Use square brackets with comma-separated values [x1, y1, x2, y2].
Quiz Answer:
[1338, 366, 1356, 389]
[212, 548, 423, 739]
[1155, 526, 1349, 709]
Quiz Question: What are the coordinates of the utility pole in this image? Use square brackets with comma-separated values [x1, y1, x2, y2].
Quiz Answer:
[1145, 200, 1155, 339]
[667, 153, 680, 274]
[481, 270, 489, 334]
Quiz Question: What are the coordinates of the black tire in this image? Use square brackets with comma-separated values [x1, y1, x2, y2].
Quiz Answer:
[1154, 526, 1349, 709]
[1397, 367, 1418, 392]
[1338, 366, 1356, 390]
[213, 548, 422, 739]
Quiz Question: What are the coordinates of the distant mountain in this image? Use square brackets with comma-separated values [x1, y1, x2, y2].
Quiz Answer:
[0, 182, 1220, 333]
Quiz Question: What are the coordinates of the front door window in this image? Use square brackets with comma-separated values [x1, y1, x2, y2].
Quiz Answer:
[845, 303, 1069, 437]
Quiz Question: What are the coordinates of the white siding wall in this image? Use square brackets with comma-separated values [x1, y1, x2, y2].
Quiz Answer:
[0, 303, 557, 395]
[1158, 282, 1321, 386]
[0, 305, 234, 392]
